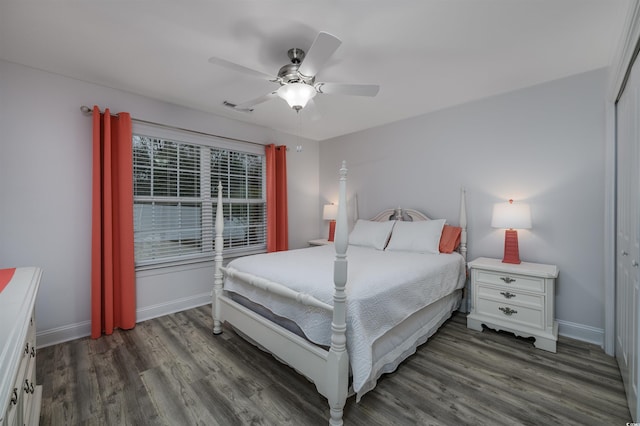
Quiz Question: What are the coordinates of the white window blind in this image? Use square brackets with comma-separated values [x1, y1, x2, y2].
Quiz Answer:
[133, 132, 266, 267]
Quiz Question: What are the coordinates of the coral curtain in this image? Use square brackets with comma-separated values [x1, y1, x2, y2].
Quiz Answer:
[91, 106, 136, 338]
[265, 144, 288, 252]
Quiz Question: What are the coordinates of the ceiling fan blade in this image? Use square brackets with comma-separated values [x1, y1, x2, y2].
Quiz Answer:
[208, 56, 273, 80]
[234, 91, 279, 110]
[315, 83, 380, 97]
[298, 32, 342, 78]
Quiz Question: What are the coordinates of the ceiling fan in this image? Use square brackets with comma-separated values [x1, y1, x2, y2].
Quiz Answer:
[209, 31, 380, 112]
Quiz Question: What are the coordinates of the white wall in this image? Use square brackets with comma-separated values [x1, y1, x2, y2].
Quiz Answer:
[0, 58, 608, 346]
[319, 69, 608, 345]
[0, 59, 319, 346]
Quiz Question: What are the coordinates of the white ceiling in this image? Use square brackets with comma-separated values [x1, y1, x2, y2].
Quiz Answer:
[0, 1, 631, 141]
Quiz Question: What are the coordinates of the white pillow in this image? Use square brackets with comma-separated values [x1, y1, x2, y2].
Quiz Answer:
[385, 219, 446, 254]
[349, 219, 396, 250]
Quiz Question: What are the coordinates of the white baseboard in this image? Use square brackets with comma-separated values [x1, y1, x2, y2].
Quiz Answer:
[36, 292, 211, 348]
[135, 292, 211, 323]
[557, 319, 604, 348]
[36, 320, 92, 348]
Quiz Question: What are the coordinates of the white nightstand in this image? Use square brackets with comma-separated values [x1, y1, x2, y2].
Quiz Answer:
[466, 257, 559, 352]
[308, 239, 333, 246]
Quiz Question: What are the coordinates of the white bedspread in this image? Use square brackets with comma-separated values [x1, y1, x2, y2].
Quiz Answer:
[223, 244, 466, 396]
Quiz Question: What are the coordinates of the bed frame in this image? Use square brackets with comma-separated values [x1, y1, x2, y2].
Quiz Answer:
[212, 161, 467, 426]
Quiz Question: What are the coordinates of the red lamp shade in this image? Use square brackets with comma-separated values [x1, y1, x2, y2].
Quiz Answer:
[323, 203, 338, 242]
[491, 199, 532, 264]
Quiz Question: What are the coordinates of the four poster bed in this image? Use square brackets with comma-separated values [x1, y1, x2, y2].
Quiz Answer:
[212, 162, 468, 426]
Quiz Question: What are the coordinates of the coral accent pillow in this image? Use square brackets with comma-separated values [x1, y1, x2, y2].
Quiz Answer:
[439, 225, 462, 253]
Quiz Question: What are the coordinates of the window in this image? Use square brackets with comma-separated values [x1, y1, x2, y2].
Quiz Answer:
[132, 128, 266, 267]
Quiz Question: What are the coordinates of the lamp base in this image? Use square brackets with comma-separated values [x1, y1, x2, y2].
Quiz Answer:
[328, 220, 336, 242]
[502, 229, 521, 264]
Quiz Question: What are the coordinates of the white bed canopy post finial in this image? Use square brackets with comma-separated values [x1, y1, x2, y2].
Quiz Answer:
[334, 161, 349, 256]
[327, 161, 349, 426]
[213, 181, 224, 335]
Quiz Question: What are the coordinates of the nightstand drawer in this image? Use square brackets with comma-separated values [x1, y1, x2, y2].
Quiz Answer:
[476, 285, 543, 309]
[476, 298, 544, 329]
[475, 270, 545, 293]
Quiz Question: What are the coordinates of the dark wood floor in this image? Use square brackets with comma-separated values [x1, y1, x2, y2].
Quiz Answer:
[36, 306, 631, 425]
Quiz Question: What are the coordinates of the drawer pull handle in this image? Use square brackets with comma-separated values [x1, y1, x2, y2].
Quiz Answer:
[24, 379, 30, 393]
[24, 343, 29, 355]
[31, 346, 36, 358]
[500, 291, 516, 299]
[500, 276, 516, 283]
[10, 388, 18, 405]
[499, 307, 518, 316]
[30, 382, 35, 394]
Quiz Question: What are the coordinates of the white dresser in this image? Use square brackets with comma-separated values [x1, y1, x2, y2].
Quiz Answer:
[466, 257, 559, 352]
[0, 267, 42, 426]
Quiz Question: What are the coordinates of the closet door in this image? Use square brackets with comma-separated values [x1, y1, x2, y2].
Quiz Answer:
[616, 56, 640, 421]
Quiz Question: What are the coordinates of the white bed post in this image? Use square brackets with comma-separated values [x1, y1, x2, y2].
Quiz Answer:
[459, 187, 469, 312]
[213, 181, 224, 335]
[327, 161, 349, 426]
[353, 193, 359, 222]
[459, 187, 467, 263]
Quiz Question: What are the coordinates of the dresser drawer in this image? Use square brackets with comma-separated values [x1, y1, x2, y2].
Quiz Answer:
[475, 269, 545, 293]
[1, 268, 42, 426]
[476, 298, 544, 329]
[4, 389, 18, 426]
[476, 284, 543, 309]
[22, 355, 37, 426]
[5, 348, 29, 426]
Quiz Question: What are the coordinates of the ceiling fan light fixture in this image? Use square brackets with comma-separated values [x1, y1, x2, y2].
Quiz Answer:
[277, 82, 316, 111]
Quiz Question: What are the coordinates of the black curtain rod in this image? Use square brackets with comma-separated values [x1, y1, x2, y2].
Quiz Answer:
[80, 105, 266, 148]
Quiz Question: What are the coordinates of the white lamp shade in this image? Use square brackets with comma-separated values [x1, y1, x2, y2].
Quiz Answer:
[323, 203, 338, 221]
[491, 200, 532, 230]
[277, 82, 316, 109]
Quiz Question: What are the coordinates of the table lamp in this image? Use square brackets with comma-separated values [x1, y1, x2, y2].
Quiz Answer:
[323, 203, 338, 242]
[491, 199, 532, 264]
